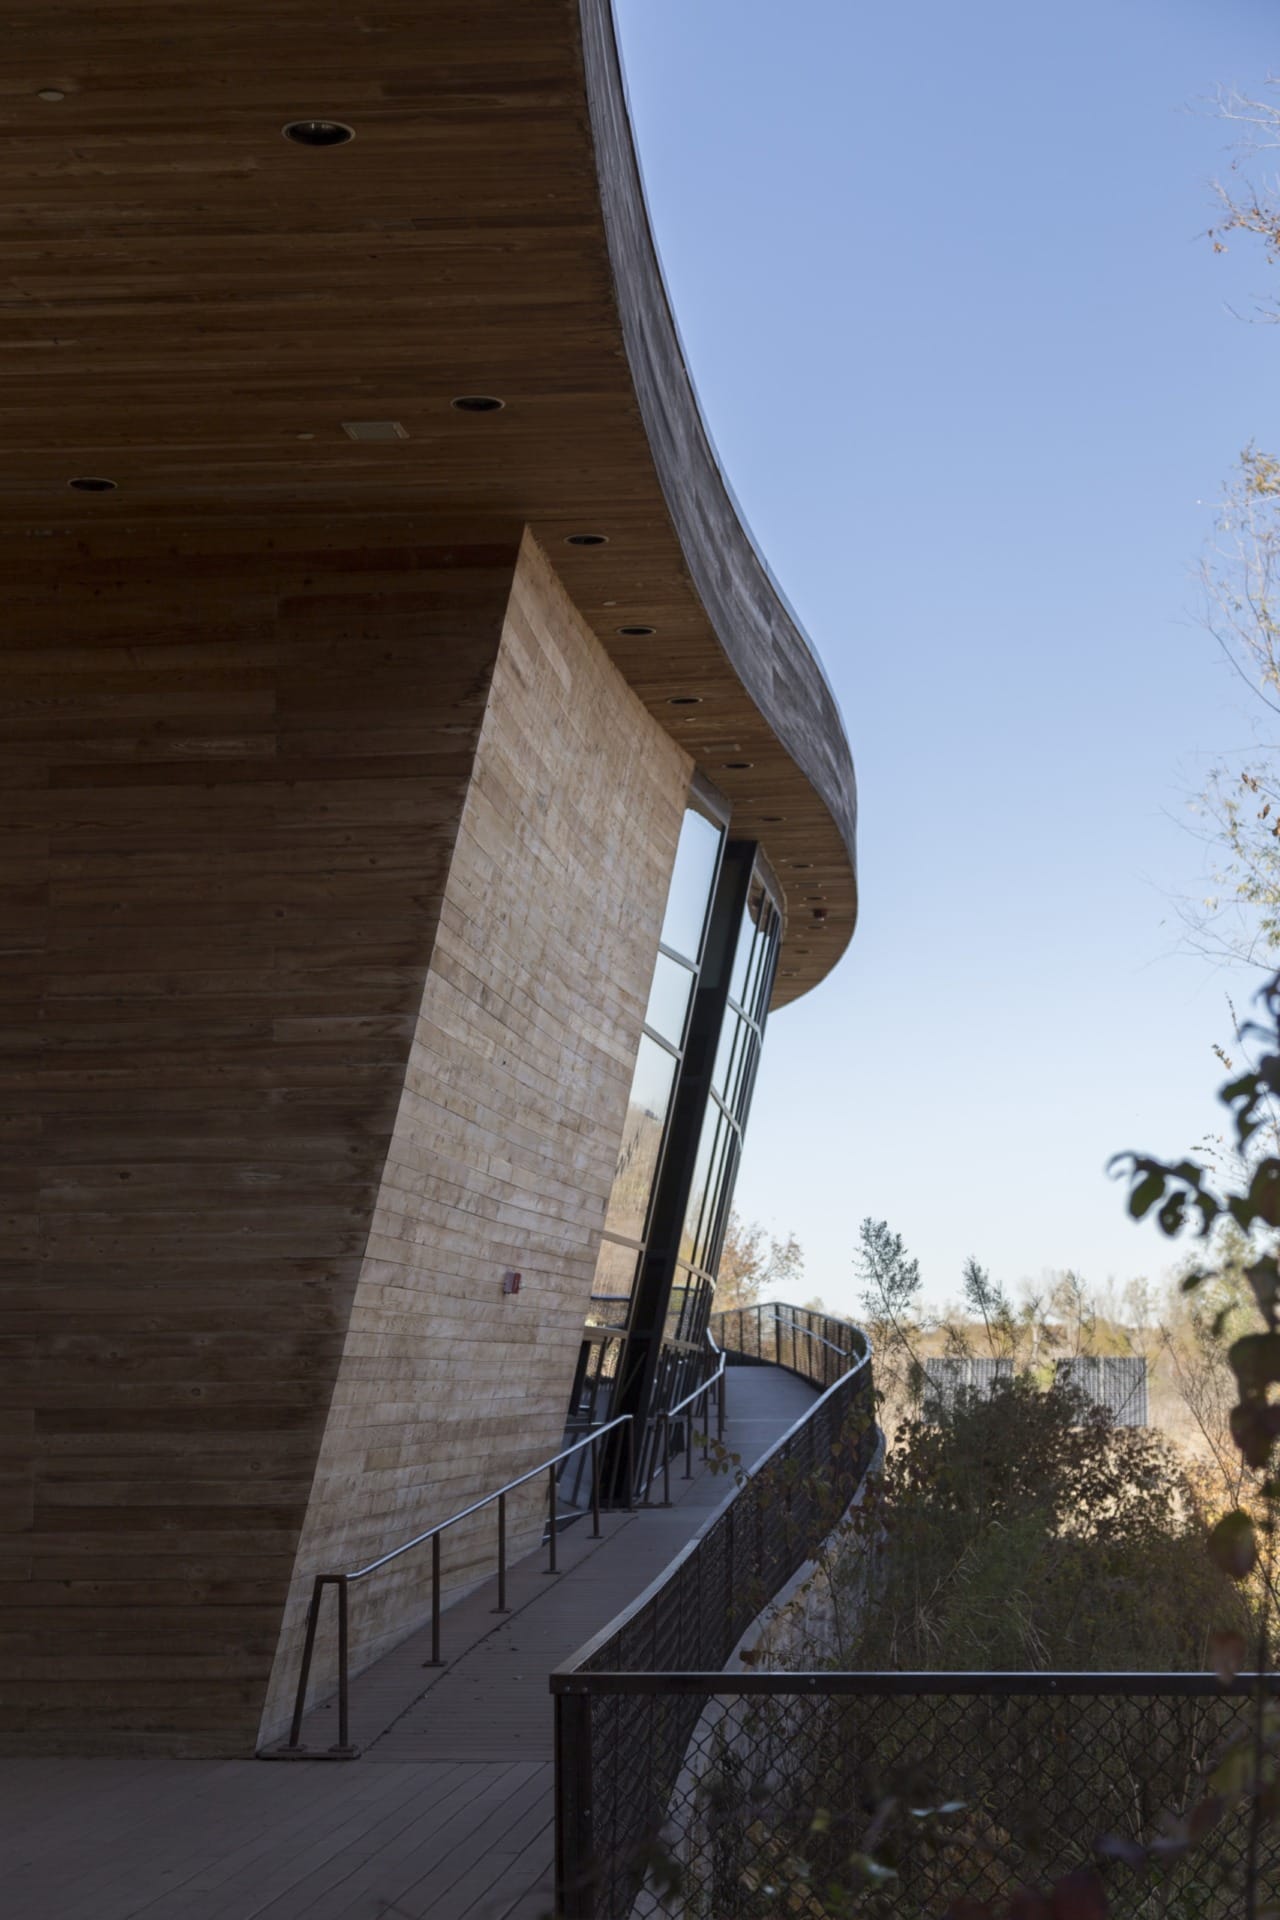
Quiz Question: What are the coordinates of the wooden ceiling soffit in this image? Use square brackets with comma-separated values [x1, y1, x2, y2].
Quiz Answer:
[576, 0, 859, 1005]
[0, 0, 858, 1003]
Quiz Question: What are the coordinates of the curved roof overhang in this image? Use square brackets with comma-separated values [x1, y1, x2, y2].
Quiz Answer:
[6, 0, 857, 1005]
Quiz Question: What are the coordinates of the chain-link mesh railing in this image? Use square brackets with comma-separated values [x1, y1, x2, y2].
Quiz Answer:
[559, 1672, 1280, 1918]
[555, 1306, 877, 1918]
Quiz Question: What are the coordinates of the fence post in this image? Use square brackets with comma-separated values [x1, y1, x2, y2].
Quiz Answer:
[717, 1365, 726, 1442]
[286, 1575, 325, 1749]
[555, 1689, 596, 1920]
[547, 1463, 559, 1574]
[590, 1435, 601, 1538]
[336, 1575, 351, 1751]
[426, 1532, 443, 1667]
[626, 1417, 636, 1512]
[496, 1492, 508, 1612]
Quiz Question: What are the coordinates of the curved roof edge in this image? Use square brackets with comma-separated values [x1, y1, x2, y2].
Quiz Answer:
[578, 0, 859, 918]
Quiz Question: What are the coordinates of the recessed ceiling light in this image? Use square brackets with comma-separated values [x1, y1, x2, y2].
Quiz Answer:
[283, 119, 354, 147]
[616, 624, 656, 637]
[68, 476, 116, 492]
[781, 969, 798, 978]
[761, 815, 784, 823]
[667, 696, 702, 706]
[37, 88, 65, 102]
[565, 532, 608, 547]
[792, 861, 813, 870]
[451, 395, 505, 413]
[342, 420, 408, 442]
[722, 761, 753, 771]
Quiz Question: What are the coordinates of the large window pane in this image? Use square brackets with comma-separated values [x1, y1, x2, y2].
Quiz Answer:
[604, 1035, 677, 1242]
[590, 1237, 639, 1323]
[679, 1104, 723, 1267]
[644, 950, 694, 1049]
[660, 808, 722, 964]
[727, 899, 757, 1010]
[694, 1116, 733, 1271]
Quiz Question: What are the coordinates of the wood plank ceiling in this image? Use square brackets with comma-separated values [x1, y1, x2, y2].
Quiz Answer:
[0, 0, 857, 1002]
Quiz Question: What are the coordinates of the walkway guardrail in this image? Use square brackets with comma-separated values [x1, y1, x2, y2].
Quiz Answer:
[713, 1300, 862, 1390]
[271, 1412, 636, 1758]
[642, 1326, 727, 1508]
[554, 1670, 1280, 1918]
[553, 1303, 876, 1917]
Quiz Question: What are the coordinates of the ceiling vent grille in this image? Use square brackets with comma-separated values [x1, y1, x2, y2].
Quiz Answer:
[341, 420, 408, 442]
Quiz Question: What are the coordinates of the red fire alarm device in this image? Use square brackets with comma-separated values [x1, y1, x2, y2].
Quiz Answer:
[502, 1271, 522, 1295]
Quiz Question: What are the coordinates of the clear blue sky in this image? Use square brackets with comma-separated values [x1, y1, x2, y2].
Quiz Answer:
[615, 0, 1280, 1316]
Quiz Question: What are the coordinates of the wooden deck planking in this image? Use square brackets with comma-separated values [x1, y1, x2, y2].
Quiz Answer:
[0, 1367, 815, 1920]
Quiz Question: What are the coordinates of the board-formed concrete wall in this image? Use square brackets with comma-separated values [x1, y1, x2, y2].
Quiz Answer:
[259, 532, 690, 1745]
[3, 529, 520, 1758]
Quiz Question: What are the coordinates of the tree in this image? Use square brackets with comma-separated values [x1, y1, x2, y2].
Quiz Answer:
[960, 1255, 1017, 1359]
[715, 1211, 803, 1312]
[1185, 87, 1280, 969]
[854, 1217, 925, 1406]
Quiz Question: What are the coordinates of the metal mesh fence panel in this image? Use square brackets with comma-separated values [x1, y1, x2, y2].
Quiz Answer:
[557, 1316, 877, 1916]
[576, 1678, 1278, 1919]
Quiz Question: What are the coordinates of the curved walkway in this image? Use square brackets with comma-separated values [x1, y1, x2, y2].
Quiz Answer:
[0, 1366, 814, 1920]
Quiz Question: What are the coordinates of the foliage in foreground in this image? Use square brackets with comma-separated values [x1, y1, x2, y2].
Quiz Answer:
[855, 1374, 1247, 1676]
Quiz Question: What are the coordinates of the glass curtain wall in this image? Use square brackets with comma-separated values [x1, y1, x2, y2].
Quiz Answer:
[565, 801, 725, 1470]
[564, 793, 783, 1503]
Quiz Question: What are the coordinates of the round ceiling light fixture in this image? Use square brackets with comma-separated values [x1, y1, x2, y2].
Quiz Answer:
[68, 476, 116, 493]
[722, 760, 753, 771]
[451, 395, 505, 413]
[761, 814, 784, 823]
[667, 695, 701, 706]
[616, 624, 655, 637]
[564, 532, 608, 547]
[791, 861, 813, 871]
[283, 119, 354, 147]
[37, 88, 65, 102]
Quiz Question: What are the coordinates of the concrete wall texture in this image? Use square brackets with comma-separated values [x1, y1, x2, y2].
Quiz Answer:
[259, 534, 690, 1744]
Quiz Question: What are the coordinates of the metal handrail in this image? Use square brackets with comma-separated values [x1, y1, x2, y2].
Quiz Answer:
[712, 1301, 860, 1387]
[643, 1327, 728, 1508]
[275, 1411, 636, 1756]
[553, 1306, 877, 1916]
[765, 1311, 850, 1358]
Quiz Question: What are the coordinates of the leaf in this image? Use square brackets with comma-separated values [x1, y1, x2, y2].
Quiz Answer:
[1230, 1402, 1276, 1469]
[1210, 1630, 1248, 1682]
[1210, 1732, 1258, 1797]
[1209, 1509, 1259, 1579]
[1128, 1171, 1164, 1220]
[1247, 1256, 1280, 1330]
[1051, 1867, 1108, 1918]
[1228, 1332, 1280, 1392]
[1094, 1833, 1147, 1869]
[846, 1852, 897, 1886]
[1187, 1794, 1227, 1843]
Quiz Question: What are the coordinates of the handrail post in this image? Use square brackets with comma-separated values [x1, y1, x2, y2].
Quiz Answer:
[547, 1462, 558, 1574]
[336, 1574, 351, 1751]
[426, 1532, 443, 1667]
[555, 1689, 596, 1919]
[495, 1492, 508, 1612]
[684, 1407, 694, 1479]
[718, 1364, 726, 1442]
[702, 1394, 711, 1465]
[626, 1415, 636, 1511]
[662, 1411, 672, 1506]
[286, 1575, 325, 1749]
[590, 1434, 602, 1538]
